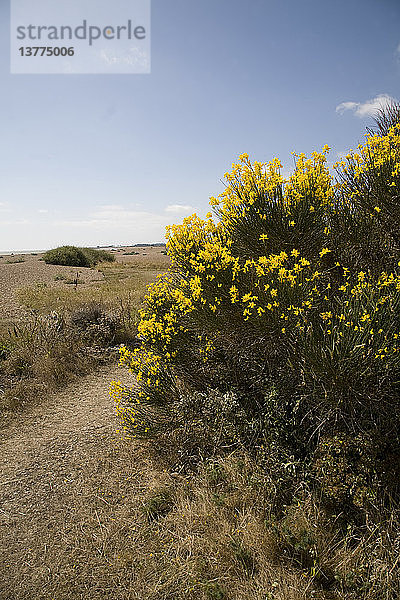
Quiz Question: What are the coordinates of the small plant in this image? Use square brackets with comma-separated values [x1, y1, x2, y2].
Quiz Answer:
[205, 461, 226, 487]
[229, 537, 256, 577]
[142, 488, 174, 521]
[0, 340, 11, 360]
[204, 582, 227, 600]
[5, 257, 25, 264]
[69, 302, 120, 346]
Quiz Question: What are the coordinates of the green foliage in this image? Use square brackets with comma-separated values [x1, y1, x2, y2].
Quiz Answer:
[43, 246, 90, 267]
[82, 247, 116, 265]
[43, 245, 115, 267]
[5, 257, 25, 264]
[114, 105, 400, 515]
[229, 537, 256, 577]
[0, 339, 11, 361]
[204, 582, 227, 600]
[141, 487, 174, 521]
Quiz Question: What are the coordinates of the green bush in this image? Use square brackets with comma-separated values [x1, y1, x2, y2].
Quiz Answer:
[81, 247, 115, 265]
[43, 246, 90, 267]
[113, 106, 400, 509]
[43, 245, 115, 267]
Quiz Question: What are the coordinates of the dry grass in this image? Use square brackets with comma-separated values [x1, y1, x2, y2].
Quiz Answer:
[4, 388, 396, 600]
[0, 246, 170, 417]
[16, 246, 170, 316]
[0, 366, 332, 600]
[0, 252, 104, 323]
[1, 245, 398, 599]
[1, 374, 399, 599]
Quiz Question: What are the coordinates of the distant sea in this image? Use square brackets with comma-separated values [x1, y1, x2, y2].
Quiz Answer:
[0, 250, 46, 255]
[0, 243, 165, 255]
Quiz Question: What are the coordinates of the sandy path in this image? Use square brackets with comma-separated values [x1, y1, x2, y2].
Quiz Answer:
[0, 364, 157, 600]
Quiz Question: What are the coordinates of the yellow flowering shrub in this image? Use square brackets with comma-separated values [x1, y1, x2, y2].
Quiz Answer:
[111, 107, 400, 506]
[332, 119, 400, 274]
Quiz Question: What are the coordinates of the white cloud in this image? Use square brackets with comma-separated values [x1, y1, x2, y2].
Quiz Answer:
[335, 101, 359, 114]
[0, 202, 12, 214]
[0, 219, 30, 226]
[0, 204, 195, 252]
[95, 204, 124, 213]
[165, 204, 194, 214]
[56, 204, 169, 230]
[99, 47, 149, 69]
[51, 204, 174, 245]
[38, 209, 48, 214]
[336, 94, 397, 118]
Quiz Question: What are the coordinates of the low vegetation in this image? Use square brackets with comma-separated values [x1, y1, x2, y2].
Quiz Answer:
[43, 245, 115, 267]
[2, 107, 400, 598]
[0, 249, 168, 415]
[5, 256, 25, 264]
[112, 105, 400, 598]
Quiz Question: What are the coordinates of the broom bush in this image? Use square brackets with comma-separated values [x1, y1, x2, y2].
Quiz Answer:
[112, 106, 400, 512]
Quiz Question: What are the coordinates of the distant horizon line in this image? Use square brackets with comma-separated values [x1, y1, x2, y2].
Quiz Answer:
[0, 242, 166, 255]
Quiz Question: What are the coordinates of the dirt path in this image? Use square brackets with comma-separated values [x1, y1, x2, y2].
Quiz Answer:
[0, 364, 158, 600]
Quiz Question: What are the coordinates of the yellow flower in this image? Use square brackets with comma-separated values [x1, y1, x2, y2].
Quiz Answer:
[319, 247, 331, 257]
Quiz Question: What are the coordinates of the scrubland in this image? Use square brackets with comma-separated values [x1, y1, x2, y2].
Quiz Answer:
[1, 107, 400, 599]
[0, 246, 168, 416]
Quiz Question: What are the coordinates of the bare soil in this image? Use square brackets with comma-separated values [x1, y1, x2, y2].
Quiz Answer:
[0, 246, 174, 599]
[0, 363, 157, 600]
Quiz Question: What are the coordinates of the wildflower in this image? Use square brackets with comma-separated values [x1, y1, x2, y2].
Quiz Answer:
[319, 248, 331, 257]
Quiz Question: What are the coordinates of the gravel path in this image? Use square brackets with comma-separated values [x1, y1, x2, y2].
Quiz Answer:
[0, 363, 156, 600]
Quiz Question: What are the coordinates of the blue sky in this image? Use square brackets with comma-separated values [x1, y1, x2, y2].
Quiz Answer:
[0, 0, 400, 251]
